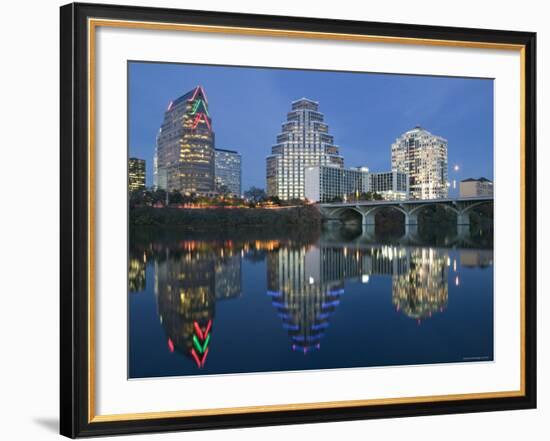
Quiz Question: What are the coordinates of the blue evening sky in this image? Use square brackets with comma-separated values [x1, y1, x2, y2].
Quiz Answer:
[129, 62, 493, 194]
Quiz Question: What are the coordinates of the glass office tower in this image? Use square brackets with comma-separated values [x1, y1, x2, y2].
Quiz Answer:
[267, 98, 344, 200]
[128, 157, 146, 192]
[214, 148, 242, 196]
[155, 86, 215, 194]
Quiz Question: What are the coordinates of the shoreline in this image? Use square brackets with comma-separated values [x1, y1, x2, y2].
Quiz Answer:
[129, 205, 322, 228]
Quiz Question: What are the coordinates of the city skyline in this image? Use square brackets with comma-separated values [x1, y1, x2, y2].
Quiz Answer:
[129, 62, 494, 193]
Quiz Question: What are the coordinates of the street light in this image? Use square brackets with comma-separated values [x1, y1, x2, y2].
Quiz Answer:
[452, 164, 460, 195]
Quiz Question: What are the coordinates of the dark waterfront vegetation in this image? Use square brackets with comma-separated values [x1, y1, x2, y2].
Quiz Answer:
[129, 222, 494, 378]
[130, 205, 321, 228]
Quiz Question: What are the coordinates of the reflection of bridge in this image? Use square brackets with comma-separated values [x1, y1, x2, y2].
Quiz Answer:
[319, 197, 493, 235]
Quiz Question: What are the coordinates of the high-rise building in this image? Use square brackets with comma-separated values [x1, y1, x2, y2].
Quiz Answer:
[459, 177, 493, 198]
[155, 86, 215, 194]
[391, 126, 448, 200]
[128, 157, 146, 192]
[267, 98, 344, 200]
[369, 171, 409, 200]
[214, 148, 242, 196]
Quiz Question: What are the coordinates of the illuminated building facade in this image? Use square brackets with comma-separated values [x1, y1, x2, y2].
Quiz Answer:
[391, 126, 448, 200]
[155, 86, 215, 194]
[369, 171, 409, 200]
[304, 165, 370, 202]
[214, 148, 242, 196]
[459, 177, 493, 197]
[128, 157, 146, 192]
[267, 98, 344, 200]
[304, 166, 409, 202]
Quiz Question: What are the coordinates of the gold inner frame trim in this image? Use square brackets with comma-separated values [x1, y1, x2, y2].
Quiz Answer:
[87, 17, 527, 424]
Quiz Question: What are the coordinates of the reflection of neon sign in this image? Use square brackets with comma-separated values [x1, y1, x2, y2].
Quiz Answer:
[191, 319, 212, 368]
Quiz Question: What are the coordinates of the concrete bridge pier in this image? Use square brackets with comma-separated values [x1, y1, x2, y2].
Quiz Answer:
[457, 212, 470, 226]
[361, 211, 376, 227]
[457, 212, 471, 237]
[404, 212, 418, 236]
[357, 224, 376, 242]
[360, 211, 376, 238]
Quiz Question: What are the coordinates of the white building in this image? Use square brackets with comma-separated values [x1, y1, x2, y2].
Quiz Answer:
[305, 165, 408, 202]
[391, 126, 448, 200]
[369, 171, 409, 200]
[459, 177, 493, 197]
[267, 98, 344, 200]
[305, 165, 370, 203]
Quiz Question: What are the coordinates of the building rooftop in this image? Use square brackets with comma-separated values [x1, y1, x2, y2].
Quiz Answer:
[291, 97, 319, 104]
[171, 85, 208, 107]
[215, 148, 240, 155]
[461, 177, 493, 183]
[291, 98, 319, 111]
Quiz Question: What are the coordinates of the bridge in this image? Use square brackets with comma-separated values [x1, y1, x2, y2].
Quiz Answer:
[319, 196, 493, 235]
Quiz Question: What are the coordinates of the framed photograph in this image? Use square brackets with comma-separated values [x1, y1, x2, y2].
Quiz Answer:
[60, 2, 537, 438]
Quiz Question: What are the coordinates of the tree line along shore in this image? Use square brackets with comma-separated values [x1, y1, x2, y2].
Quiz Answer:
[130, 203, 492, 230]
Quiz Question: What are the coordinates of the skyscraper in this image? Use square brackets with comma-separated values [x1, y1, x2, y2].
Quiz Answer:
[267, 98, 344, 200]
[391, 126, 448, 200]
[155, 86, 215, 194]
[128, 157, 146, 192]
[214, 148, 242, 196]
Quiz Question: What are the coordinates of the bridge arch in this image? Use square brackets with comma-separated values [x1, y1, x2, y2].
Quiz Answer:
[408, 202, 459, 218]
[363, 204, 408, 219]
[325, 206, 364, 218]
[458, 200, 493, 216]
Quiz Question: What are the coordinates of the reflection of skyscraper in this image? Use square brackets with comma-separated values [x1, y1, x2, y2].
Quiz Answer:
[128, 255, 146, 292]
[156, 248, 216, 359]
[215, 254, 242, 300]
[266, 242, 454, 352]
[154, 242, 241, 368]
[391, 248, 449, 320]
[267, 98, 344, 200]
[391, 126, 448, 200]
[156, 86, 215, 194]
[267, 246, 343, 353]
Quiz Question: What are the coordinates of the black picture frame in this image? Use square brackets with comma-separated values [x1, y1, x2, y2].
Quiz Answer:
[60, 2, 537, 438]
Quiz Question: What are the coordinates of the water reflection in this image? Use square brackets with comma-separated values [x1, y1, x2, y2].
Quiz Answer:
[391, 248, 448, 321]
[128, 253, 146, 292]
[129, 226, 493, 376]
[153, 241, 241, 367]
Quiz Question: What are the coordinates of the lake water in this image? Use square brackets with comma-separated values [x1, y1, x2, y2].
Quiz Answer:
[129, 225, 494, 378]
